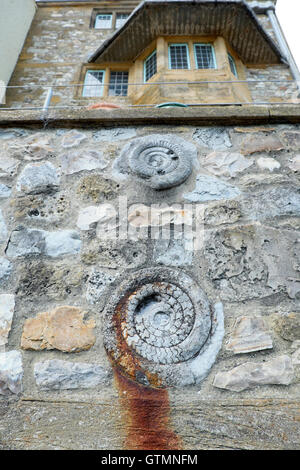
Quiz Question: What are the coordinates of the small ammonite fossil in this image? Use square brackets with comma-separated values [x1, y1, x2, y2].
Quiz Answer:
[103, 268, 224, 388]
[112, 134, 197, 190]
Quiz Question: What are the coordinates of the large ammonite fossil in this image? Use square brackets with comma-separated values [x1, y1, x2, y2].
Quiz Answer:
[113, 134, 197, 189]
[103, 268, 224, 387]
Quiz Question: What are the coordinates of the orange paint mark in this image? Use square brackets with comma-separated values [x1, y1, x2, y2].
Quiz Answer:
[115, 369, 182, 451]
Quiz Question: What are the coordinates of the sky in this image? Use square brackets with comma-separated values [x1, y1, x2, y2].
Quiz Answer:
[276, 0, 300, 69]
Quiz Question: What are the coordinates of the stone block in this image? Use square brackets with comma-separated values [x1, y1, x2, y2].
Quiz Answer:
[213, 355, 294, 392]
[21, 306, 95, 352]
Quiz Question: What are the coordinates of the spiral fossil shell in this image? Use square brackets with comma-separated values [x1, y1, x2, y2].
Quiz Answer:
[113, 134, 197, 190]
[103, 268, 224, 387]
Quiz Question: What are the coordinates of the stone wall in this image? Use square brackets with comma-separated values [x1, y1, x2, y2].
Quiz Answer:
[0, 122, 299, 449]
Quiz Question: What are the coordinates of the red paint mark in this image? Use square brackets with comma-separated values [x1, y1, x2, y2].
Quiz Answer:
[115, 369, 182, 450]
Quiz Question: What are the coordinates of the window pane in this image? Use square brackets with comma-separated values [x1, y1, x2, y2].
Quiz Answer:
[194, 44, 216, 69]
[95, 14, 112, 29]
[228, 53, 238, 77]
[144, 50, 157, 82]
[169, 44, 189, 69]
[116, 13, 129, 28]
[82, 70, 105, 97]
[109, 71, 129, 96]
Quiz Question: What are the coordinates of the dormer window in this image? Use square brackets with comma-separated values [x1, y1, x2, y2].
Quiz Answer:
[168, 44, 190, 69]
[93, 11, 130, 30]
[144, 50, 157, 82]
[194, 44, 217, 69]
[115, 13, 129, 29]
[95, 14, 112, 29]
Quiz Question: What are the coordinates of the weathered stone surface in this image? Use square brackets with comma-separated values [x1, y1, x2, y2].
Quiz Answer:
[184, 175, 240, 202]
[287, 155, 300, 172]
[0, 397, 299, 450]
[281, 130, 300, 149]
[202, 151, 253, 178]
[16, 162, 60, 194]
[273, 312, 300, 342]
[0, 351, 23, 395]
[16, 261, 83, 301]
[0, 155, 20, 177]
[292, 348, 300, 366]
[257, 157, 281, 172]
[61, 130, 87, 148]
[60, 150, 108, 174]
[76, 204, 117, 231]
[242, 186, 300, 220]
[213, 356, 294, 392]
[153, 238, 193, 266]
[114, 134, 196, 189]
[0, 129, 27, 140]
[128, 204, 193, 227]
[34, 359, 111, 390]
[6, 227, 45, 258]
[226, 316, 273, 354]
[21, 306, 95, 352]
[234, 127, 276, 133]
[6, 227, 81, 258]
[9, 133, 54, 161]
[44, 230, 81, 258]
[0, 184, 11, 198]
[193, 128, 232, 150]
[11, 192, 70, 223]
[0, 294, 15, 349]
[93, 127, 136, 142]
[81, 239, 147, 269]
[86, 270, 116, 304]
[204, 200, 241, 225]
[0, 258, 11, 282]
[0, 209, 7, 243]
[205, 224, 299, 302]
[77, 175, 119, 202]
[240, 134, 284, 155]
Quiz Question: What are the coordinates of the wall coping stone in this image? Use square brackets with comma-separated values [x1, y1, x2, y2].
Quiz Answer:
[0, 105, 300, 128]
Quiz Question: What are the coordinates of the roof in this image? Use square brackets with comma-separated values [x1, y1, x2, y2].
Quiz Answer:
[89, 0, 283, 65]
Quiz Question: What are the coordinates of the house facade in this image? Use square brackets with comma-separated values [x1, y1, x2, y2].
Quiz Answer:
[0, 0, 300, 450]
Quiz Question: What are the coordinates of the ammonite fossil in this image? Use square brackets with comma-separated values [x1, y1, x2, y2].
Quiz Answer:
[113, 134, 197, 190]
[103, 268, 224, 387]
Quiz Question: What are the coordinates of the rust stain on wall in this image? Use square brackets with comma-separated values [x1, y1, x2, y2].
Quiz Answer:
[114, 369, 182, 450]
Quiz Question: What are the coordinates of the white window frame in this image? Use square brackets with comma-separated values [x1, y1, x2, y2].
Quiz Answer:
[168, 43, 190, 70]
[115, 13, 130, 29]
[193, 43, 217, 70]
[82, 70, 105, 97]
[94, 13, 113, 29]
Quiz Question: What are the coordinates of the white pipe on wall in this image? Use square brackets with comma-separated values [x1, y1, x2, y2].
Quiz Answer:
[267, 8, 300, 92]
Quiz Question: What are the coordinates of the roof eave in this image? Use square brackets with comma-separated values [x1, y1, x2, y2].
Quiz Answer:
[88, 0, 283, 65]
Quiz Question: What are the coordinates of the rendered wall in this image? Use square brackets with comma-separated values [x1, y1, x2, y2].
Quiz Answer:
[0, 0, 36, 100]
[0, 122, 299, 450]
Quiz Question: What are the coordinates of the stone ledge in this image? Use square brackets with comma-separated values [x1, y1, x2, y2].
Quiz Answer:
[1, 105, 300, 128]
